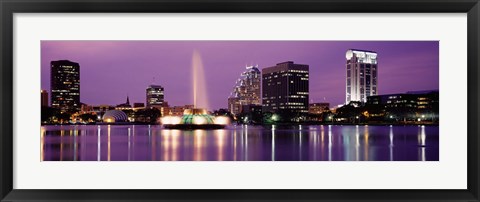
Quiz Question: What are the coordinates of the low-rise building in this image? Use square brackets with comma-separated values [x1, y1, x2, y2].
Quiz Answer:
[309, 102, 330, 114]
[366, 90, 439, 122]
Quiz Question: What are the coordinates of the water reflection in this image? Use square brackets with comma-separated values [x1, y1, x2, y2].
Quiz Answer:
[107, 125, 111, 161]
[271, 126, 275, 161]
[97, 126, 101, 161]
[328, 126, 332, 161]
[419, 126, 426, 161]
[244, 125, 248, 161]
[193, 130, 206, 161]
[128, 128, 131, 161]
[214, 129, 226, 161]
[41, 127, 45, 161]
[355, 126, 360, 161]
[364, 126, 369, 161]
[389, 126, 394, 161]
[41, 125, 439, 161]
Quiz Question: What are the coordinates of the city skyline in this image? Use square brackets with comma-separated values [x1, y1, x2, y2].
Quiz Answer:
[41, 41, 439, 110]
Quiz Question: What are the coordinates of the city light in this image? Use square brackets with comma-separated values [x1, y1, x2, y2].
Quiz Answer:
[214, 116, 231, 125]
[193, 116, 207, 125]
[160, 116, 182, 125]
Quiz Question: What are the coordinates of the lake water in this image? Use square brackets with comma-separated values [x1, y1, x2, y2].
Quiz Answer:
[41, 125, 439, 161]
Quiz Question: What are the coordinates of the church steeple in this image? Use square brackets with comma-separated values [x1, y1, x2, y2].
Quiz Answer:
[126, 95, 130, 105]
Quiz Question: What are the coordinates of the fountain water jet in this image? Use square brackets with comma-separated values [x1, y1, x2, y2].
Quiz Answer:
[192, 50, 209, 110]
[162, 50, 228, 129]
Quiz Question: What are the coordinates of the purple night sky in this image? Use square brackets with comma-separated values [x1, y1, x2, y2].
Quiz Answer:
[41, 41, 439, 110]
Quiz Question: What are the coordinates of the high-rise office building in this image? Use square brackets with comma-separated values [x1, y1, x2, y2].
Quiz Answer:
[262, 61, 309, 118]
[41, 90, 49, 107]
[346, 49, 378, 103]
[228, 65, 261, 115]
[50, 60, 80, 112]
[146, 85, 164, 108]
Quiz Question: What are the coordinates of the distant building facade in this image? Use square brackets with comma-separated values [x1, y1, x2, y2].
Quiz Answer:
[346, 49, 378, 103]
[262, 61, 309, 119]
[133, 103, 145, 108]
[41, 90, 48, 107]
[159, 102, 170, 117]
[309, 103, 330, 114]
[146, 85, 164, 108]
[366, 90, 439, 122]
[50, 60, 80, 112]
[169, 105, 194, 116]
[227, 97, 241, 115]
[80, 103, 94, 113]
[228, 65, 261, 115]
[410, 90, 439, 111]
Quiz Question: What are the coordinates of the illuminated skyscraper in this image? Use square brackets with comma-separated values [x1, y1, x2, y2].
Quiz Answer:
[146, 85, 164, 108]
[262, 61, 309, 118]
[228, 65, 261, 115]
[50, 60, 80, 112]
[346, 49, 378, 103]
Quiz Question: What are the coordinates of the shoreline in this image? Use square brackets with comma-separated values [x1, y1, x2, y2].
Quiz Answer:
[41, 122, 439, 127]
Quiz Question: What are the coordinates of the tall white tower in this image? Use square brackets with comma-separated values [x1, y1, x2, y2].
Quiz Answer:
[345, 49, 378, 103]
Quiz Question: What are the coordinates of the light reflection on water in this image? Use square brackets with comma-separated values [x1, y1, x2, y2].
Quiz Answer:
[41, 125, 439, 161]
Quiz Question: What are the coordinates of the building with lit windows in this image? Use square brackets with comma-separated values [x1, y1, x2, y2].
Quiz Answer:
[228, 65, 261, 115]
[227, 96, 241, 115]
[146, 85, 164, 108]
[366, 90, 439, 122]
[169, 104, 194, 116]
[409, 90, 439, 111]
[50, 60, 80, 112]
[346, 49, 378, 104]
[309, 103, 330, 114]
[262, 61, 309, 120]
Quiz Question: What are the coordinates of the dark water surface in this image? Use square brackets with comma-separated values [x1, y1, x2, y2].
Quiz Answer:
[41, 125, 439, 161]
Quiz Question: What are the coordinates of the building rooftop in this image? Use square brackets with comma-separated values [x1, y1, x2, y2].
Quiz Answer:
[51, 60, 80, 65]
[348, 49, 377, 54]
[406, 90, 439, 95]
[262, 61, 309, 74]
[147, 84, 163, 88]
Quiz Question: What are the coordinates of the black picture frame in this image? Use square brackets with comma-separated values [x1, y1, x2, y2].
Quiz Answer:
[1, 0, 479, 201]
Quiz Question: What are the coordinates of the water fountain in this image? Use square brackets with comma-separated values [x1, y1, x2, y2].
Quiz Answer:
[162, 50, 229, 129]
